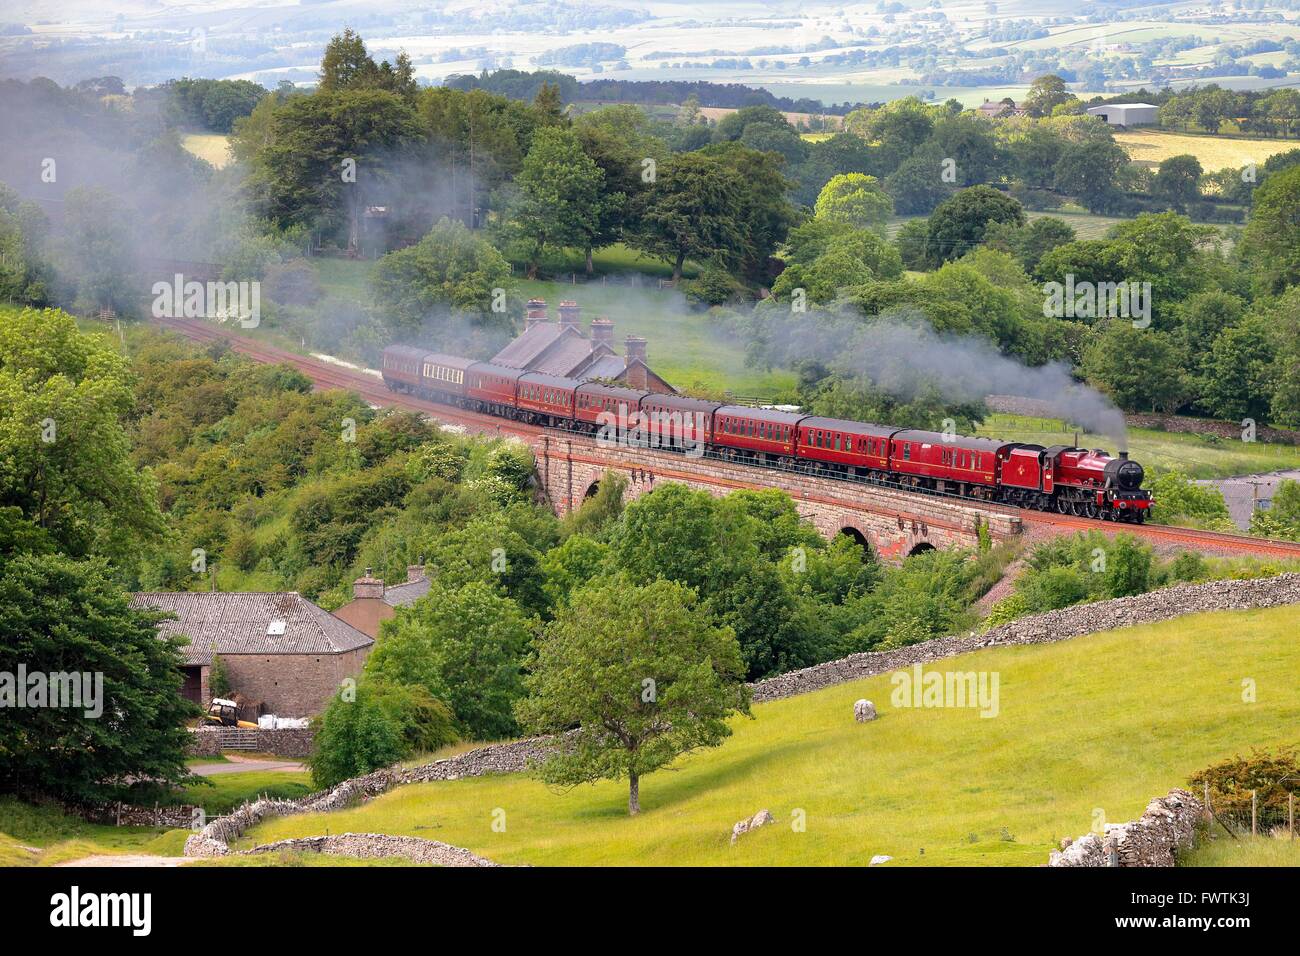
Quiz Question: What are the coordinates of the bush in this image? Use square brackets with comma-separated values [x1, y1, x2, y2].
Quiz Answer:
[1189, 747, 1300, 824]
[686, 265, 745, 305]
[1103, 534, 1152, 598]
[1018, 565, 1091, 611]
[309, 683, 410, 789]
[209, 654, 232, 699]
[982, 592, 1030, 630]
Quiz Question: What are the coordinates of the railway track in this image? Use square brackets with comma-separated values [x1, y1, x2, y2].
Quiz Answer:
[148, 316, 1300, 560]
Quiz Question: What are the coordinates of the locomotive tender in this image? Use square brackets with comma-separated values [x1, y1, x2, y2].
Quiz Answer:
[382, 345, 1153, 523]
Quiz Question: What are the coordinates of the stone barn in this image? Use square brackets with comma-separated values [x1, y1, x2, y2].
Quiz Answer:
[131, 591, 374, 717]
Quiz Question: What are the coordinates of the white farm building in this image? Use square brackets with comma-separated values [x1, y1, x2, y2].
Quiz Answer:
[1086, 103, 1158, 127]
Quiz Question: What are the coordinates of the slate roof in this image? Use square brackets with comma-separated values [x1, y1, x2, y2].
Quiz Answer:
[491, 321, 570, 369]
[531, 335, 608, 377]
[581, 355, 631, 380]
[383, 577, 431, 607]
[130, 592, 374, 665]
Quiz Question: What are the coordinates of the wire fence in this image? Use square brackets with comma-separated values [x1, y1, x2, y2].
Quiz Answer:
[1202, 781, 1298, 841]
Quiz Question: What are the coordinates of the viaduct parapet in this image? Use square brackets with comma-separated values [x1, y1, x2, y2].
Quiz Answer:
[532, 431, 1022, 560]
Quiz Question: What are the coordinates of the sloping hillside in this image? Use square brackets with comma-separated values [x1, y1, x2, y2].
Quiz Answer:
[239, 605, 1300, 866]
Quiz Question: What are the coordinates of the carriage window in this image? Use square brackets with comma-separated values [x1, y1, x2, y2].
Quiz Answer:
[903, 443, 911, 460]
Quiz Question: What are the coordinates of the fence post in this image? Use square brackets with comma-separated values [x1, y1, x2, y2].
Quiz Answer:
[1290, 792, 1295, 841]
[1203, 781, 1211, 830]
[1251, 790, 1257, 836]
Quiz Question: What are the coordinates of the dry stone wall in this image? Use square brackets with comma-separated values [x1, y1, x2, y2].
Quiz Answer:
[1049, 789, 1203, 866]
[752, 573, 1300, 703]
[186, 726, 315, 758]
[245, 833, 500, 866]
[184, 737, 552, 858]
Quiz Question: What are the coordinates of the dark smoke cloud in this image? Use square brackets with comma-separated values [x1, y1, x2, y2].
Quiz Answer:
[756, 306, 1129, 450]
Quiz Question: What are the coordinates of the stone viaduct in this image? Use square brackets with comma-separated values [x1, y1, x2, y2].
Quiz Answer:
[531, 431, 1023, 561]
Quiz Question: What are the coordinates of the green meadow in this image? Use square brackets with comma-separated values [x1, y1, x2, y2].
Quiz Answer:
[239, 606, 1300, 867]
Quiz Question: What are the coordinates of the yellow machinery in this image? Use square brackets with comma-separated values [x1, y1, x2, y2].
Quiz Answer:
[203, 697, 258, 729]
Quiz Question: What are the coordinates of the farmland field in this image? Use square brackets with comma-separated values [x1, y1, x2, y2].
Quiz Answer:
[237, 605, 1300, 866]
[1114, 128, 1298, 171]
[181, 132, 233, 168]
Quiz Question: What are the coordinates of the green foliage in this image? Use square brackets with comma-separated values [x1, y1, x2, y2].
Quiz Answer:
[685, 265, 746, 305]
[370, 218, 517, 337]
[52, 187, 140, 316]
[559, 470, 626, 538]
[209, 654, 231, 699]
[1148, 471, 1233, 529]
[1102, 534, 1152, 598]
[309, 682, 410, 789]
[0, 184, 53, 305]
[0, 308, 165, 571]
[318, 28, 417, 98]
[516, 575, 750, 814]
[923, 186, 1026, 266]
[814, 173, 893, 234]
[1153, 154, 1203, 210]
[1243, 162, 1300, 294]
[1251, 479, 1300, 540]
[501, 126, 604, 278]
[982, 592, 1030, 631]
[0, 553, 197, 804]
[1188, 746, 1300, 821]
[159, 77, 268, 133]
[1081, 321, 1186, 413]
[369, 580, 536, 740]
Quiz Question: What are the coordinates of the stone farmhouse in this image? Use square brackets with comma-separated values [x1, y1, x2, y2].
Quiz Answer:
[131, 591, 374, 717]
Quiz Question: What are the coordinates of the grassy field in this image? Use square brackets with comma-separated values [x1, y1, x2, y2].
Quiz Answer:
[0, 797, 189, 866]
[239, 605, 1300, 867]
[975, 412, 1300, 480]
[181, 133, 233, 169]
[1114, 128, 1298, 171]
[1180, 834, 1300, 866]
[180, 770, 314, 816]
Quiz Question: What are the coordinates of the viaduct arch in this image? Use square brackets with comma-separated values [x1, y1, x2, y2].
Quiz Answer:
[532, 432, 1022, 562]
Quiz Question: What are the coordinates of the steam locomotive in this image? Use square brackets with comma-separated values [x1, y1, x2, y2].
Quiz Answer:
[381, 344, 1153, 523]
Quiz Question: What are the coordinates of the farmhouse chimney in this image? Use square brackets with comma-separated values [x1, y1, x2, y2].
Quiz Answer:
[352, 567, 384, 600]
[625, 335, 648, 365]
[525, 298, 547, 331]
[406, 558, 426, 583]
[590, 317, 614, 349]
[558, 300, 581, 331]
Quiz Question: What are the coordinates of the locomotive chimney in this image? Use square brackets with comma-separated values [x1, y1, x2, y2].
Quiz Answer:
[591, 317, 614, 349]
[525, 298, 547, 331]
[1119, 451, 1128, 460]
[558, 300, 580, 331]
[625, 335, 647, 365]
